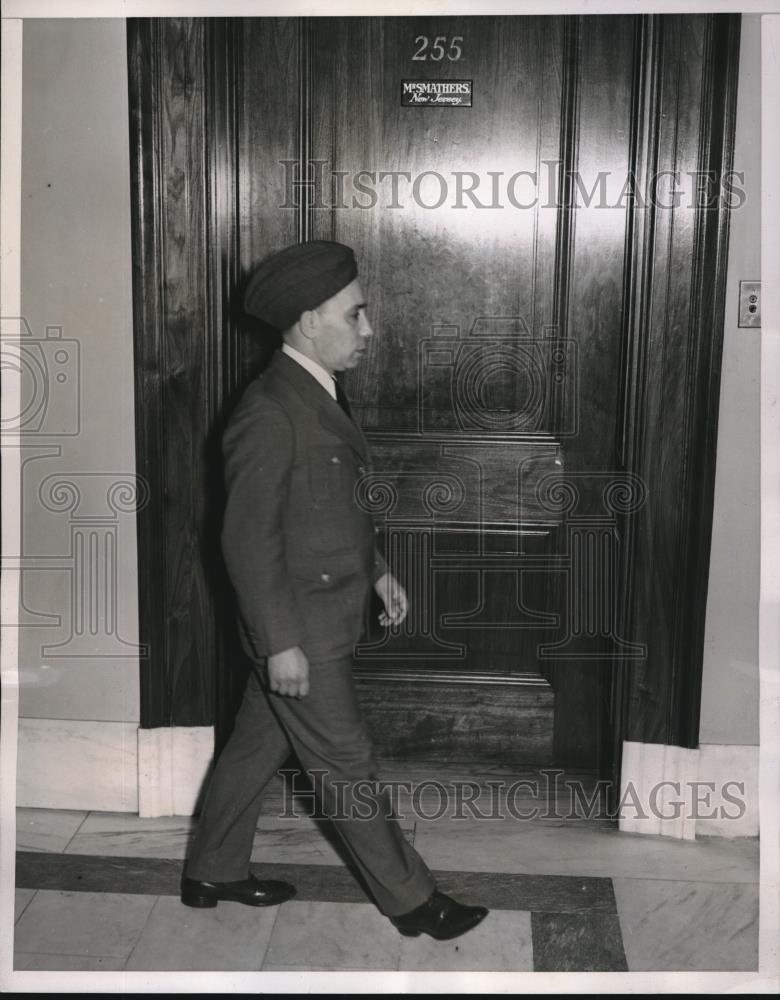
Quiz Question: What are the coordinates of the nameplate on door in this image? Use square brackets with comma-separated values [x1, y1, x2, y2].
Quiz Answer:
[401, 80, 473, 107]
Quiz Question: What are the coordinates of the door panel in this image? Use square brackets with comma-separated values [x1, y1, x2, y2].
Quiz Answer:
[310, 16, 563, 430]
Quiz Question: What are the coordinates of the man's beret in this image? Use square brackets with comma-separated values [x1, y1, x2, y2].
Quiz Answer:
[244, 240, 358, 330]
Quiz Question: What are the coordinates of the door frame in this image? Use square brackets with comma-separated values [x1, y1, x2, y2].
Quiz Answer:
[127, 13, 741, 782]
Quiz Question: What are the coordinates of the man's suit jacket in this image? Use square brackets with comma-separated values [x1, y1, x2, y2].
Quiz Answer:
[221, 350, 388, 664]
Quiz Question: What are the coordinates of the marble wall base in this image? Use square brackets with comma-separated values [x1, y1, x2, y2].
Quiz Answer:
[695, 744, 759, 838]
[15, 720, 216, 817]
[137, 726, 214, 818]
[16, 722, 759, 838]
[16, 718, 139, 813]
[619, 741, 759, 840]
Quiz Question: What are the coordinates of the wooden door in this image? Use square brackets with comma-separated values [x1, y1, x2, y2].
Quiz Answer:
[300, 17, 640, 769]
[128, 14, 739, 776]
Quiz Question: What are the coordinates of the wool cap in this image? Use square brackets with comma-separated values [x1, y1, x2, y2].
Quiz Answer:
[244, 240, 358, 330]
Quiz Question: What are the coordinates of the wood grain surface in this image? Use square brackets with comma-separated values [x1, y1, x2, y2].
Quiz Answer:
[127, 14, 740, 777]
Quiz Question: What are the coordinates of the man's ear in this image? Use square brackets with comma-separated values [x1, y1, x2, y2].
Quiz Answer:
[298, 308, 319, 341]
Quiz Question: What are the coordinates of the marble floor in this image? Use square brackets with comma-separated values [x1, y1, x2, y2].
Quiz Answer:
[10, 801, 761, 982]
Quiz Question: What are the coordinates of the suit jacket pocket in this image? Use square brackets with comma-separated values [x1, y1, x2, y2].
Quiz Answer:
[287, 547, 366, 585]
[308, 443, 357, 507]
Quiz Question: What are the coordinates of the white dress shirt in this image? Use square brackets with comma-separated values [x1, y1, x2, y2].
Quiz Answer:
[282, 342, 336, 400]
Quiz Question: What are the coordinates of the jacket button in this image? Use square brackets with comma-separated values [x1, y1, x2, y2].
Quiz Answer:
[320, 572, 331, 583]
[331, 456, 341, 464]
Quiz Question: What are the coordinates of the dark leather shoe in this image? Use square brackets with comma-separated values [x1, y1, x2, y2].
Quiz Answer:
[180, 874, 296, 909]
[391, 890, 488, 940]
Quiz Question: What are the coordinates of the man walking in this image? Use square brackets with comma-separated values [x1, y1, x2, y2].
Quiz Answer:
[181, 240, 488, 941]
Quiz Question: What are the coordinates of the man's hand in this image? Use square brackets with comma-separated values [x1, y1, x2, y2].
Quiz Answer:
[267, 646, 310, 698]
[374, 572, 408, 627]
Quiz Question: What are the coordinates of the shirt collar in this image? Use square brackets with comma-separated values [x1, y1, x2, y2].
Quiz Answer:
[281, 342, 336, 400]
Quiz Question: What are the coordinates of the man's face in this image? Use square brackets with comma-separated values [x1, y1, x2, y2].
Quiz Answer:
[311, 279, 374, 374]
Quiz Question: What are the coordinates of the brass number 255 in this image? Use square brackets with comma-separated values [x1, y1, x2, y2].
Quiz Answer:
[412, 36, 463, 61]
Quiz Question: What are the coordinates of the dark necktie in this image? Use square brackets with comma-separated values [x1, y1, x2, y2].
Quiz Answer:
[334, 378, 352, 420]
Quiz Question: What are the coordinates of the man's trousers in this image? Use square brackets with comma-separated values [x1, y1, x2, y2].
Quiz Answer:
[185, 655, 436, 917]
